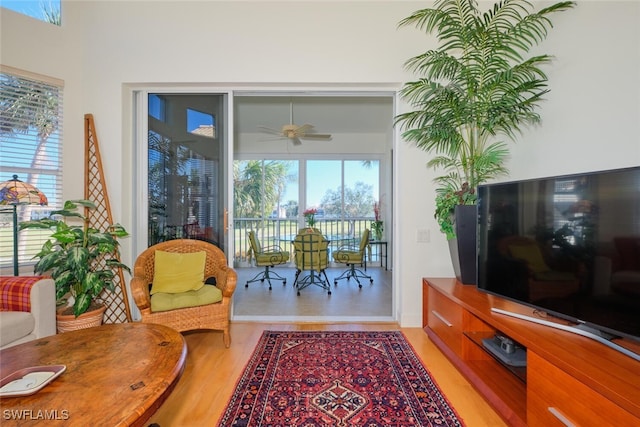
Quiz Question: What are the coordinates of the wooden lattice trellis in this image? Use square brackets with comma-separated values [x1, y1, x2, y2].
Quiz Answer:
[84, 114, 132, 323]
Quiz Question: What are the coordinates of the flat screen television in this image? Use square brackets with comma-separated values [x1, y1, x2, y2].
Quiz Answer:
[477, 166, 640, 358]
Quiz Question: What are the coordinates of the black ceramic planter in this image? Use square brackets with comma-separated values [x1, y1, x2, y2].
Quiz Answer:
[448, 204, 477, 285]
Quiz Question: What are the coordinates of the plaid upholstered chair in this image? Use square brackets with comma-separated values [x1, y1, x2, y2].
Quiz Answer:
[0, 276, 56, 349]
[130, 239, 237, 347]
[292, 230, 331, 296]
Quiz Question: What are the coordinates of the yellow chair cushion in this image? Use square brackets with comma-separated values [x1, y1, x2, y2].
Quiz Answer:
[150, 285, 222, 312]
[508, 244, 550, 273]
[249, 230, 290, 266]
[333, 230, 369, 264]
[332, 250, 362, 264]
[151, 250, 206, 295]
[255, 251, 290, 266]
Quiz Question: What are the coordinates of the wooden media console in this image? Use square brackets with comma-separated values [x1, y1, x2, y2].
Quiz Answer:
[423, 277, 640, 427]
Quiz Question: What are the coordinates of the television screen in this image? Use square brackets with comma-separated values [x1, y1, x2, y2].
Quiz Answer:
[477, 166, 640, 342]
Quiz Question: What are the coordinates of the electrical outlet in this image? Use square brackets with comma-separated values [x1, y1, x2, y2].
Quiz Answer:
[417, 229, 430, 243]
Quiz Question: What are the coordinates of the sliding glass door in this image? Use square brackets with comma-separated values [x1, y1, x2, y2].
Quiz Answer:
[146, 93, 230, 253]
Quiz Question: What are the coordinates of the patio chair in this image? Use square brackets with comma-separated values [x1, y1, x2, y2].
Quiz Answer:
[292, 230, 331, 296]
[246, 230, 290, 290]
[332, 228, 374, 288]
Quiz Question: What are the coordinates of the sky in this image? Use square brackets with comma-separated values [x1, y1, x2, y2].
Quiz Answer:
[1, 1, 59, 22]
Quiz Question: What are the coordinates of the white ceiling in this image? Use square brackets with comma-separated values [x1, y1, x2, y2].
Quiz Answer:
[234, 95, 395, 136]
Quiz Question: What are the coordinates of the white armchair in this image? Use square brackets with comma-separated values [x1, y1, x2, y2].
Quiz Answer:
[0, 276, 56, 349]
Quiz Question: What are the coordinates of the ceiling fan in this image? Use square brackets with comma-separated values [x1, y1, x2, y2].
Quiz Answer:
[258, 101, 332, 146]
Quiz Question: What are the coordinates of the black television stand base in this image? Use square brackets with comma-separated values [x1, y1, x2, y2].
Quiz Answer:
[491, 307, 640, 362]
[482, 335, 527, 367]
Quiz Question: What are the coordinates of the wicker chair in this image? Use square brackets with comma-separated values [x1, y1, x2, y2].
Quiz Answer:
[130, 239, 237, 347]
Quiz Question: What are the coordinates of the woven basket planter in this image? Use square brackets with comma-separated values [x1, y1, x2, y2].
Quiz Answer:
[56, 304, 106, 333]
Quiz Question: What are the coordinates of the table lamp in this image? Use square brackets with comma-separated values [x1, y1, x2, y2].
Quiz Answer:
[0, 175, 48, 275]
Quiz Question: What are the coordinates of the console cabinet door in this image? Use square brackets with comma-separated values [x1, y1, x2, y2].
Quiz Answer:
[527, 351, 637, 426]
[428, 287, 463, 356]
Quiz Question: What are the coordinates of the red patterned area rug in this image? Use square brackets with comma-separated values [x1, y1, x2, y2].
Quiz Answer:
[217, 330, 465, 426]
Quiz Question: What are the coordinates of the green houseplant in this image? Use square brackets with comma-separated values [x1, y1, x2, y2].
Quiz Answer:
[396, 0, 575, 239]
[20, 199, 130, 319]
[395, 0, 574, 283]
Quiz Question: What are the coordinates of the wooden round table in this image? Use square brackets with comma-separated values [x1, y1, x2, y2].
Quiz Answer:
[0, 322, 186, 426]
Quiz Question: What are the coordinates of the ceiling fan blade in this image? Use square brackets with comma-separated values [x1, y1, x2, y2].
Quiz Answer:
[258, 126, 283, 136]
[300, 133, 332, 140]
[296, 124, 314, 133]
[259, 136, 287, 142]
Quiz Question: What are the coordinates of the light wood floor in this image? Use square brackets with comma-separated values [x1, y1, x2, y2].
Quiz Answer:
[147, 322, 507, 427]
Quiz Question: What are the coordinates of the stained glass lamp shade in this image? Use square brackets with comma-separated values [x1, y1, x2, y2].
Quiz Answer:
[0, 175, 48, 275]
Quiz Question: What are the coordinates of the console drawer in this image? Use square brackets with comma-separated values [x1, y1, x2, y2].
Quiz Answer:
[527, 351, 638, 426]
[428, 287, 463, 356]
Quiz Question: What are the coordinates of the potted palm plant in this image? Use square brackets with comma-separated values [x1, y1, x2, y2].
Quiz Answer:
[20, 199, 130, 331]
[395, 0, 575, 283]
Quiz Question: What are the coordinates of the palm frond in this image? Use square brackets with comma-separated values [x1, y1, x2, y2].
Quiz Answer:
[396, 0, 575, 237]
[397, 0, 575, 189]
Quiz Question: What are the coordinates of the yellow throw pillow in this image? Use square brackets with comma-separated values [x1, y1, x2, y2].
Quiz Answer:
[508, 244, 550, 273]
[151, 250, 206, 295]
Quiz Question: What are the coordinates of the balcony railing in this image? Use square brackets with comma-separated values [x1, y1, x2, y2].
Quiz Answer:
[233, 217, 377, 266]
[148, 217, 386, 267]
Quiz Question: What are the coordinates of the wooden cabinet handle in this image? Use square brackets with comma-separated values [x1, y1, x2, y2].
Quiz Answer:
[431, 310, 453, 327]
[548, 407, 576, 427]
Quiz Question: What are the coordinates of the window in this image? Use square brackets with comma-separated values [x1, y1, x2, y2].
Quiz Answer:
[187, 108, 215, 139]
[1, 0, 61, 25]
[234, 159, 380, 226]
[234, 160, 296, 221]
[233, 158, 381, 264]
[553, 177, 592, 247]
[148, 94, 165, 122]
[309, 159, 379, 221]
[0, 66, 64, 271]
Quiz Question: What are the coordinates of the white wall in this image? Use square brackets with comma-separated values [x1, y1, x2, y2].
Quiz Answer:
[2, 1, 639, 326]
